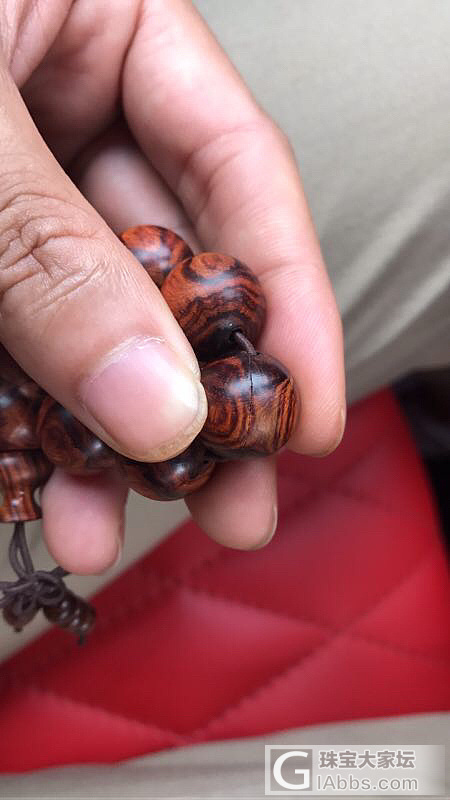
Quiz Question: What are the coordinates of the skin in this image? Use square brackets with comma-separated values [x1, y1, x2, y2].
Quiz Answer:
[0, 0, 345, 573]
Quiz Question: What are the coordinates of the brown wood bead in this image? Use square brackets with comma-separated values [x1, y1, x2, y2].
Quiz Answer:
[17, 381, 47, 403]
[3, 600, 38, 632]
[161, 253, 266, 359]
[0, 380, 44, 451]
[120, 225, 193, 288]
[37, 400, 116, 475]
[0, 450, 52, 522]
[119, 440, 215, 500]
[199, 351, 299, 458]
[0, 346, 29, 385]
[0, 348, 46, 403]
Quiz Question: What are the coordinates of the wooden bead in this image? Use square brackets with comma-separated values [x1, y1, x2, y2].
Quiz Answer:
[37, 399, 116, 475]
[0, 450, 52, 522]
[200, 351, 299, 458]
[17, 380, 47, 403]
[0, 346, 29, 385]
[119, 440, 215, 500]
[120, 225, 193, 288]
[2, 599, 38, 632]
[161, 253, 266, 359]
[0, 380, 44, 451]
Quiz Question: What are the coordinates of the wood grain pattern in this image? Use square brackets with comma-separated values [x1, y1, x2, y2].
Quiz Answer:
[37, 399, 116, 475]
[120, 225, 193, 288]
[0, 380, 45, 451]
[119, 439, 215, 500]
[0, 450, 52, 522]
[200, 351, 299, 458]
[161, 253, 266, 359]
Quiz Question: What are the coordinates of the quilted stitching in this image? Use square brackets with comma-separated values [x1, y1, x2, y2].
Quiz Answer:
[0, 390, 448, 771]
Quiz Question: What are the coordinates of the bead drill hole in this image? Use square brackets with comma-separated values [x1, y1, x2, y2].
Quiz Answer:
[0, 226, 297, 638]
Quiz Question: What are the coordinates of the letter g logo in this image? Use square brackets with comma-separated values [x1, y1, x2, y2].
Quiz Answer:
[273, 750, 311, 790]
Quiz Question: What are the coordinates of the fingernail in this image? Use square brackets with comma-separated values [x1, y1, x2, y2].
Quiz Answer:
[339, 404, 347, 440]
[111, 536, 123, 569]
[111, 510, 125, 569]
[80, 336, 207, 461]
[250, 504, 278, 550]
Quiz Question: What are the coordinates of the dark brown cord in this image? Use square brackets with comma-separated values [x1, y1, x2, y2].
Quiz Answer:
[232, 330, 256, 354]
[0, 522, 95, 643]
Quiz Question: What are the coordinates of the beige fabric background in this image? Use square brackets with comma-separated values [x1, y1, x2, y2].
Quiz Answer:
[0, 1, 449, 794]
[0, 714, 448, 798]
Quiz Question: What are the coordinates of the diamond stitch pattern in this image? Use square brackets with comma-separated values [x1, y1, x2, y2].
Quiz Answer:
[0, 390, 448, 772]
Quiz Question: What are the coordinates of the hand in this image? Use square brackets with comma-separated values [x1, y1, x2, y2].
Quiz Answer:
[0, 0, 345, 573]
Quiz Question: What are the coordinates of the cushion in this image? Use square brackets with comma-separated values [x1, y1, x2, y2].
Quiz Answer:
[0, 390, 448, 771]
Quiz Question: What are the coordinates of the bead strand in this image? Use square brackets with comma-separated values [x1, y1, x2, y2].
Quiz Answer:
[0, 222, 300, 641]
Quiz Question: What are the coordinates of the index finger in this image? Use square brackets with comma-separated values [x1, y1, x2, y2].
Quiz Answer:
[123, 0, 345, 455]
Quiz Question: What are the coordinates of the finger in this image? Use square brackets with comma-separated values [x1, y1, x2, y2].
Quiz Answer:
[41, 468, 127, 574]
[0, 62, 207, 463]
[186, 458, 277, 550]
[123, 0, 346, 456]
[18, 1, 140, 165]
[76, 127, 277, 549]
[73, 123, 200, 249]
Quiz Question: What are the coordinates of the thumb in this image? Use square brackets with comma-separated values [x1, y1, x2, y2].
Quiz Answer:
[0, 66, 207, 462]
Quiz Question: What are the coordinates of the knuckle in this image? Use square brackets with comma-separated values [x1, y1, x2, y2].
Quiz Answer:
[0, 182, 103, 321]
[177, 111, 282, 228]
